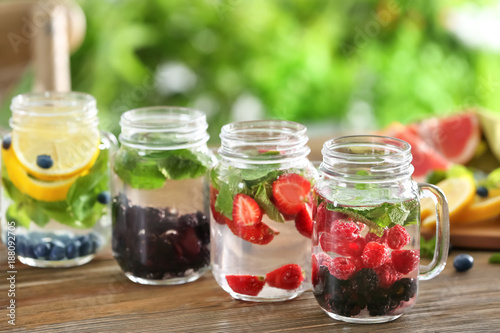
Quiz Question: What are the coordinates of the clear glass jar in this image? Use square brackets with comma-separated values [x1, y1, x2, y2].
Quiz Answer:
[1, 92, 116, 268]
[313, 135, 449, 323]
[211, 120, 317, 301]
[111, 107, 214, 285]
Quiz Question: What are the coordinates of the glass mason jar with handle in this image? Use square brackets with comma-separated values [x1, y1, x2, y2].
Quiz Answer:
[211, 120, 317, 301]
[312, 135, 449, 323]
[111, 107, 214, 285]
[1, 92, 116, 268]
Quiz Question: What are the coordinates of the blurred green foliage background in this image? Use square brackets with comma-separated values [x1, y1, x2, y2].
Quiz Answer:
[4, 0, 500, 141]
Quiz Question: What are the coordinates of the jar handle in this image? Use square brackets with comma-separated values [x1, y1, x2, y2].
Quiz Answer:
[418, 183, 450, 281]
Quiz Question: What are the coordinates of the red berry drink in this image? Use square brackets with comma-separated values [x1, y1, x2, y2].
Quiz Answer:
[314, 135, 450, 323]
[211, 120, 315, 301]
[312, 199, 420, 321]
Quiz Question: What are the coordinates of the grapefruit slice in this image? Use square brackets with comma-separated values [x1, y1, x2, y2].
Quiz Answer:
[385, 123, 451, 179]
[412, 112, 481, 165]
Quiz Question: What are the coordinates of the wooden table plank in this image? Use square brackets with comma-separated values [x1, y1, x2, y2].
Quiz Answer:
[1, 248, 500, 332]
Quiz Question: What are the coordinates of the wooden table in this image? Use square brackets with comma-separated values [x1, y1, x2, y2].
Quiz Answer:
[1, 248, 499, 332]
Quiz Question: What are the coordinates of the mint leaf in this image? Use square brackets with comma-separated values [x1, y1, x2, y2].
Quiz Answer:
[489, 253, 500, 264]
[113, 148, 209, 189]
[6, 204, 31, 229]
[158, 149, 209, 180]
[420, 236, 436, 259]
[66, 149, 109, 228]
[113, 149, 165, 189]
[327, 200, 418, 236]
[254, 182, 285, 223]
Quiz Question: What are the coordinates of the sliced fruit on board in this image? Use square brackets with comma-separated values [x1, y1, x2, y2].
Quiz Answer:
[385, 123, 451, 179]
[422, 176, 476, 228]
[454, 194, 500, 224]
[411, 112, 481, 165]
[266, 264, 305, 290]
[225, 275, 266, 296]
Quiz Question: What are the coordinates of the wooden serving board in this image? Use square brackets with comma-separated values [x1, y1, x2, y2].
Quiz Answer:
[422, 218, 500, 250]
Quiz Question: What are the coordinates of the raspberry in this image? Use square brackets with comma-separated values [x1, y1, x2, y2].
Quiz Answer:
[375, 262, 402, 288]
[319, 234, 366, 257]
[386, 225, 411, 250]
[361, 242, 390, 268]
[391, 250, 419, 274]
[327, 257, 357, 280]
[331, 221, 360, 241]
[365, 231, 387, 244]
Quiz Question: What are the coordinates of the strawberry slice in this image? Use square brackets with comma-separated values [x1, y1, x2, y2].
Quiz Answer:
[266, 264, 305, 290]
[272, 173, 311, 215]
[232, 194, 263, 227]
[227, 219, 279, 245]
[226, 275, 266, 296]
[210, 186, 226, 225]
[295, 204, 313, 238]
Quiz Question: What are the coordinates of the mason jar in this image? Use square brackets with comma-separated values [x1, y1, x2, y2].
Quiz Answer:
[211, 120, 317, 301]
[312, 135, 450, 323]
[1, 92, 116, 268]
[111, 107, 214, 285]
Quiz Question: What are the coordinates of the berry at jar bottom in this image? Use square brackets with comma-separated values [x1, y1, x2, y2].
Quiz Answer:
[313, 263, 417, 317]
[112, 195, 210, 280]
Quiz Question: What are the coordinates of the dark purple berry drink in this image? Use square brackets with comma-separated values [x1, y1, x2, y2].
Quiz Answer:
[112, 194, 210, 284]
[111, 107, 214, 285]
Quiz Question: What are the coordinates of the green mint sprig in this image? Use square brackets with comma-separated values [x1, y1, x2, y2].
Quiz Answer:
[326, 200, 418, 236]
[489, 253, 500, 264]
[113, 147, 210, 189]
[211, 168, 286, 223]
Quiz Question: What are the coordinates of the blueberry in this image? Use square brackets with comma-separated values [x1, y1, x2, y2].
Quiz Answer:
[2, 135, 11, 150]
[16, 242, 26, 257]
[24, 244, 36, 258]
[476, 186, 489, 198]
[49, 245, 66, 260]
[33, 243, 52, 259]
[454, 254, 474, 272]
[79, 237, 94, 256]
[66, 240, 81, 259]
[97, 191, 111, 204]
[36, 155, 53, 169]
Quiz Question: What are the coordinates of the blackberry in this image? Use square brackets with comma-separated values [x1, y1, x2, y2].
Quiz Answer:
[329, 284, 363, 317]
[351, 268, 379, 297]
[390, 278, 417, 303]
[366, 288, 393, 316]
[179, 213, 199, 230]
[195, 213, 210, 246]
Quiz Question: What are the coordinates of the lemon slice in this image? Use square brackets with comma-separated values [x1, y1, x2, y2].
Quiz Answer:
[420, 197, 434, 220]
[12, 126, 100, 181]
[2, 148, 77, 201]
[422, 177, 476, 228]
[454, 193, 500, 224]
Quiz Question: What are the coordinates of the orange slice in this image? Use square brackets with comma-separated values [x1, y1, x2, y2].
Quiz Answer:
[422, 177, 476, 228]
[454, 193, 500, 224]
